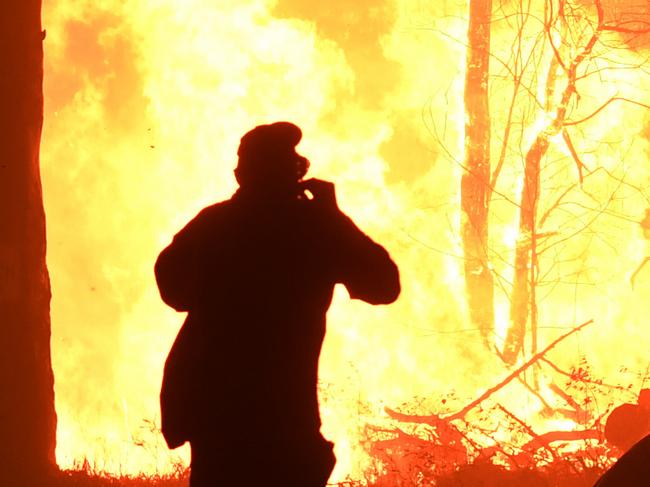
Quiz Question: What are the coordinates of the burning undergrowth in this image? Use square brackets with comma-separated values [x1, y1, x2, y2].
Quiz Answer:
[362, 405, 608, 486]
[357, 323, 647, 486]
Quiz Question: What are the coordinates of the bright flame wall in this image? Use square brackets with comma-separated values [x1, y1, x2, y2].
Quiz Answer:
[42, 0, 650, 480]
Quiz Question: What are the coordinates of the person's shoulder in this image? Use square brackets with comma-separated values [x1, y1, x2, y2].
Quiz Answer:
[184, 199, 234, 230]
[198, 199, 232, 217]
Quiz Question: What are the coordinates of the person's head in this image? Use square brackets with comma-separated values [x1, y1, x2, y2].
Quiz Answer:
[235, 121, 309, 196]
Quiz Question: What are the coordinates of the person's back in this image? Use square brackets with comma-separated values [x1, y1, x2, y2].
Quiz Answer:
[155, 122, 400, 486]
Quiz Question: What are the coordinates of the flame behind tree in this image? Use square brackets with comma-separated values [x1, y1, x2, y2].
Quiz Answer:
[0, 0, 57, 482]
[460, 0, 650, 364]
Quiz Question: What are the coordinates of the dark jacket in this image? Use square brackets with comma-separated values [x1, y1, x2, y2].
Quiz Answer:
[155, 190, 400, 449]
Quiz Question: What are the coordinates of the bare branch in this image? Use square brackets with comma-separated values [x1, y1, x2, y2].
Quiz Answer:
[545, 0, 568, 73]
[561, 129, 586, 183]
[630, 256, 650, 288]
[564, 96, 650, 126]
[602, 23, 650, 35]
[519, 429, 601, 451]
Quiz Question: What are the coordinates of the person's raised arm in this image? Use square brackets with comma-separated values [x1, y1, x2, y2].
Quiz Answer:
[302, 179, 400, 305]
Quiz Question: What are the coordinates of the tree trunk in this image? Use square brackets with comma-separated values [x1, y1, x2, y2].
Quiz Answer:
[461, 0, 494, 344]
[502, 138, 547, 364]
[502, 31, 563, 365]
[0, 0, 57, 481]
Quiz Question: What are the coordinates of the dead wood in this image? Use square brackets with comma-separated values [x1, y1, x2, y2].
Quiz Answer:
[446, 319, 595, 421]
[384, 320, 595, 427]
[520, 429, 602, 452]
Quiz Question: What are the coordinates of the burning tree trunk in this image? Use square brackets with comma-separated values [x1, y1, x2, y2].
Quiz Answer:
[502, 0, 606, 364]
[502, 136, 546, 363]
[502, 48, 562, 364]
[461, 0, 494, 344]
[0, 0, 57, 481]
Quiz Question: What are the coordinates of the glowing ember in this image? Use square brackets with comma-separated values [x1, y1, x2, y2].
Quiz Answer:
[41, 0, 650, 482]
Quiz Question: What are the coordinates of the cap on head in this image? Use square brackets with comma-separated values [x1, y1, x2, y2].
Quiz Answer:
[236, 121, 309, 188]
[238, 122, 302, 158]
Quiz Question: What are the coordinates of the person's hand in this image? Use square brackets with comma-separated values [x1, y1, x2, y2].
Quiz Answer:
[300, 178, 339, 211]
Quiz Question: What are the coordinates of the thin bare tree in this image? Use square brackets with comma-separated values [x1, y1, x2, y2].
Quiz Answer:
[500, 0, 650, 363]
[457, 0, 650, 364]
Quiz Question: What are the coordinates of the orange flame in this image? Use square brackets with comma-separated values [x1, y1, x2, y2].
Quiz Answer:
[42, 0, 650, 481]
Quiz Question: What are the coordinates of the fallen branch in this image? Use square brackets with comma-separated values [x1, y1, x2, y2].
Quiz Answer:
[520, 429, 601, 452]
[497, 403, 540, 441]
[385, 407, 466, 448]
[385, 320, 595, 426]
[517, 375, 555, 412]
[385, 408, 445, 428]
[445, 319, 595, 421]
[547, 382, 586, 417]
[497, 403, 560, 463]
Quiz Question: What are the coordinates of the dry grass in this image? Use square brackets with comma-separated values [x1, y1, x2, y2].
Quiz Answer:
[24, 468, 190, 487]
[17, 465, 605, 487]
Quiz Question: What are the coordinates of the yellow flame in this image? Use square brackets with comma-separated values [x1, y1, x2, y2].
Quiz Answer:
[42, 0, 650, 481]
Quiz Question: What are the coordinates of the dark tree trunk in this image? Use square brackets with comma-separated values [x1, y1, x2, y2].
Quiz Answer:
[503, 137, 547, 364]
[502, 15, 567, 364]
[0, 0, 57, 481]
[461, 0, 494, 344]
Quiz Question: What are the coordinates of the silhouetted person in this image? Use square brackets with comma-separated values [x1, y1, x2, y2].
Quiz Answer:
[595, 434, 650, 486]
[155, 121, 400, 486]
[604, 389, 650, 452]
[594, 390, 650, 486]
